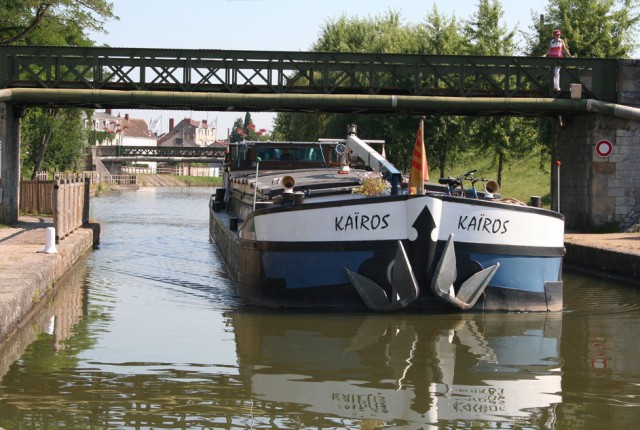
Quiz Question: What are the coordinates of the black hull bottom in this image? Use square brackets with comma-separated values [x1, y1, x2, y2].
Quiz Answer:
[232, 281, 562, 313]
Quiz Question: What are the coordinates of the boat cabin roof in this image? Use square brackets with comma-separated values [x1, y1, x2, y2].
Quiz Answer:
[229, 141, 340, 171]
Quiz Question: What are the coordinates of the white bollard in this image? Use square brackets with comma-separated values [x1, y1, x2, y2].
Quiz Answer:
[43, 226, 57, 254]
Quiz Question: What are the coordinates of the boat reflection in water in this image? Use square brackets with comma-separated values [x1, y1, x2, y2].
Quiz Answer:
[231, 311, 562, 427]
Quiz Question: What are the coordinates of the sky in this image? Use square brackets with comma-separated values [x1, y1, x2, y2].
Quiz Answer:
[90, 0, 539, 138]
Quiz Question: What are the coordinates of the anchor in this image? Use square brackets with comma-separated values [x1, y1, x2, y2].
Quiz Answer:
[345, 240, 420, 312]
[430, 233, 500, 310]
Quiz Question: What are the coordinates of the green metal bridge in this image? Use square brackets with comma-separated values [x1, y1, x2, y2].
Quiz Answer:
[97, 145, 227, 162]
[0, 46, 619, 116]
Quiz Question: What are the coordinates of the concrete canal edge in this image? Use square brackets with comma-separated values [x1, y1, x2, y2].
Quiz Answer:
[0, 222, 100, 345]
[564, 240, 640, 285]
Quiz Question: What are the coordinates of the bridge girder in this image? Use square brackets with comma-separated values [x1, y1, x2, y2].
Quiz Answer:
[0, 46, 619, 116]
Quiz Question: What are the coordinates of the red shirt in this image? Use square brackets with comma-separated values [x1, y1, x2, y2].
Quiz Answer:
[548, 38, 566, 58]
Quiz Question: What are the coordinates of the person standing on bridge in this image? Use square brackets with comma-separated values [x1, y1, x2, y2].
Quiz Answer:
[543, 29, 573, 91]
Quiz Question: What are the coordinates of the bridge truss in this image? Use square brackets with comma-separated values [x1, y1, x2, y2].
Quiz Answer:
[0, 46, 618, 115]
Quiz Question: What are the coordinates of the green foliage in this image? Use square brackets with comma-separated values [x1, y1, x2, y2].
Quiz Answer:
[177, 176, 223, 187]
[313, 9, 417, 54]
[463, 0, 516, 56]
[527, 0, 640, 58]
[443, 146, 552, 207]
[87, 129, 117, 145]
[229, 118, 245, 143]
[2, 1, 117, 179]
[272, 112, 332, 142]
[274, 0, 611, 190]
[415, 5, 466, 55]
[228, 113, 271, 142]
[21, 107, 89, 178]
[0, 0, 117, 46]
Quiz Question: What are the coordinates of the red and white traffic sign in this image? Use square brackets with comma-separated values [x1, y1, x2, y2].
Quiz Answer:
[595, 139, 613, 157]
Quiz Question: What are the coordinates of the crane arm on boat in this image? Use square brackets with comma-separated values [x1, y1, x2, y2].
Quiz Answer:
[346, 134, 403, 195]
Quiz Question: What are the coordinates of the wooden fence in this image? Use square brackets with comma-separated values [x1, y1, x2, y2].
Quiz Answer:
[20, 175, 90, 242]
[20, 179, 54, 214]
[53, 175, 90, 242]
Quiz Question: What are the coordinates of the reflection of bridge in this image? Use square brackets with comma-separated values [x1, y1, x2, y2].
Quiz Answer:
[96, 145, 227, 163]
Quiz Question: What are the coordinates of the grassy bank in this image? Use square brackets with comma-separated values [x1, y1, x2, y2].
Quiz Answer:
[439, 150, 552, 208]
[177, 176, 223, 187]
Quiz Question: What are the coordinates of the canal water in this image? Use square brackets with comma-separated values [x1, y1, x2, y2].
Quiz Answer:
[1, 187, 639, 429]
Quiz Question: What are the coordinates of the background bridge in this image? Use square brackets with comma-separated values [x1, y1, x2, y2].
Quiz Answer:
[0, 46, 617, 116]
[96, 145, 227, 163]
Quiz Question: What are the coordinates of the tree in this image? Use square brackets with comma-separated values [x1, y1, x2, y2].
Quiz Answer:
[242, 112, 262, 141]
[415, 5, 469, 177]
[312, 9, 416, 54]
[0, 0, 117, 46]
[275, 10, 438, 174]
[463, 0, 516, 56]
[229, 118, 245, 143]
[1, 1, 117, 178]
[528, 0, 640, 58]
[521, 0, 640, 193]
[272, 112, 331, 142]
[21, 108, 88, 178]
[416, 5, 465, 55]
[461, 0, 540, 184]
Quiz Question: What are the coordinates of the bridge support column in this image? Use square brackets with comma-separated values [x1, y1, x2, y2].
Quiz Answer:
[0, 102, 22, 224]
[554, 112, 640, 231]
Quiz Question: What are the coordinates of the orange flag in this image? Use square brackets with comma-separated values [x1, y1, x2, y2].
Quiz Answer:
[409, 118, 429, 195]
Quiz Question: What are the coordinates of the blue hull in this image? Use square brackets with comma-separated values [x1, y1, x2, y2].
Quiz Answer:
[262, 249, 562, 295]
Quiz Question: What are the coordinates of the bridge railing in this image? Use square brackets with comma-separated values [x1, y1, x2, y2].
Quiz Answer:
[94, 145, 227, 162]
[0, 46, 618, 102]
[114, 145, 227, 158]
[82, 171, 137, 186]
[121, 166, 220, 176]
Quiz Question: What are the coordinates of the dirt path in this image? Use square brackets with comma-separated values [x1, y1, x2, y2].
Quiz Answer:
[564, 232, 640, 254]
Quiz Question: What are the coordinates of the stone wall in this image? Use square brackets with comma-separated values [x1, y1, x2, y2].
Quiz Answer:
[0, 102, 20, 224]
[618, 59, 640, 107]
[555, 105, 640, 231]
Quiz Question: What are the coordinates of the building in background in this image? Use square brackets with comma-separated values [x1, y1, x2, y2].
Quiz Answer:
[157, 118, 216, 147]
[83, 110, 123, 146]
[119, 113, 158, 173]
